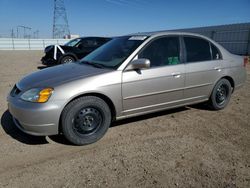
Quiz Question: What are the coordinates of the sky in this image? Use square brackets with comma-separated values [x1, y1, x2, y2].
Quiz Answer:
[0, 0, 250, 38]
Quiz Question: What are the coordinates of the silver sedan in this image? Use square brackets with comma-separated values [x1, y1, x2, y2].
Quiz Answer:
[7, 32, 247, 145]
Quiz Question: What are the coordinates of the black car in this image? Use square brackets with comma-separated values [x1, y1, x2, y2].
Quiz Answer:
[41, 37, 111, 65]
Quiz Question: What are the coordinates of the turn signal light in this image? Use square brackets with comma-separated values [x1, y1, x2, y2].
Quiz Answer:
[37, 88, 54, 103]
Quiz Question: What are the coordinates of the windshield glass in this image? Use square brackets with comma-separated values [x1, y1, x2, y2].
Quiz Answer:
[80, 36, 147, 69]
[64, 38, 81, 47]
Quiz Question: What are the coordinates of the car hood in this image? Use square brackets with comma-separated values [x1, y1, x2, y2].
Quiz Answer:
[17, 62, 112, 90]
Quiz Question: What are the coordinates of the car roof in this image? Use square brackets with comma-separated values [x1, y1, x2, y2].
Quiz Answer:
[125, 31, 230, 58]
[128, 31, 211, 39]
[77, 36, 112, 40]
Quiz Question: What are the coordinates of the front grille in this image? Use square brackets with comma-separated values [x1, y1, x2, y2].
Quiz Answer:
[10, 85, 21, 97]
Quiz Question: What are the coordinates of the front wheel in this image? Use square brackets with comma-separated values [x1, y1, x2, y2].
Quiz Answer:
[209, 78, 232, 110]
[61, 96, 111, 145]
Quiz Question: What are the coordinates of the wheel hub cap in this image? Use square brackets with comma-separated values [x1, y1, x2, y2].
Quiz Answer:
[73, 107, 102, 135]
[216, 84, 228, 105]
[64, 58, 73, 63]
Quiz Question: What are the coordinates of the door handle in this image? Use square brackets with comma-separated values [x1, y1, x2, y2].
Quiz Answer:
[171, 72, 181, 78]
[214, 67, 222, 72]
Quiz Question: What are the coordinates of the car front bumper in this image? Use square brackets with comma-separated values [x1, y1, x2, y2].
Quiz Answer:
[7, 96, 64, 136]
[41, 56, 57, 65]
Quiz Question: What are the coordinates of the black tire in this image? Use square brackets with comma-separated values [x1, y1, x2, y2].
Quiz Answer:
[60, 55, 75, 64]
[209, 78, 232, 110]
[61, 96, 111, 145]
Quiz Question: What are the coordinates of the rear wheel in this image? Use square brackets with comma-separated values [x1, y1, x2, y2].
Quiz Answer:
[60, 55, 75, 64]
[61, 96, 111, 145]
[209, 78, 232, 110]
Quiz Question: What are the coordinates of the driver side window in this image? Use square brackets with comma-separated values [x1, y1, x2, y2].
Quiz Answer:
[138, 36, 180, 67]
[78, 39, 97, 49]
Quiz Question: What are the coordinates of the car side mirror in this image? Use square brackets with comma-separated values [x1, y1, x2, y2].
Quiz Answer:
[126, 58, 150, 71]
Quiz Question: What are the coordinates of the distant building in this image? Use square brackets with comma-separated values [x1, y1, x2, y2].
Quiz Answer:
[64, 34, 80, 39]
[167, 22, 250, 55]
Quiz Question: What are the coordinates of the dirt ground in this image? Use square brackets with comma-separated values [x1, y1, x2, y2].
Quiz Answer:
[0, 51, 249, 188]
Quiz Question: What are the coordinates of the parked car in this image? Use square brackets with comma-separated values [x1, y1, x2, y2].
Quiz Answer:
[41, 37, 111, 65]
[8, 32, 247, 145]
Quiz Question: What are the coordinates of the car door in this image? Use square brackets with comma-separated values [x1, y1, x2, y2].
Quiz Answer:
[183, 36, 223, 102]
[122, 36, 185, 116]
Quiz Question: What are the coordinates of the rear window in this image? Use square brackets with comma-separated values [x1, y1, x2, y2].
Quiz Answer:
[184, 37, 211, 62]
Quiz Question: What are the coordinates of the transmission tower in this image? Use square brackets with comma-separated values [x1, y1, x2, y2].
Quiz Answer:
[52, 0, 70, 38]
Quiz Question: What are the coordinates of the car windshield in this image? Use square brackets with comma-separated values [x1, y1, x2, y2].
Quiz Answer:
[80, 36, 148, 69]
[64, 38, 81, 47]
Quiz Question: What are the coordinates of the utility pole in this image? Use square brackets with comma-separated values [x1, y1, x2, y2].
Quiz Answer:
[16, 27, 19, 38]
[11, 28, 15, 38]
[53, 0, 70, 38]
[17, 25, 32, 38]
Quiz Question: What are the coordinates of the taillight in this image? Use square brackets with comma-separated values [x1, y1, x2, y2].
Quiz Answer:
[243, 57, 248, 67]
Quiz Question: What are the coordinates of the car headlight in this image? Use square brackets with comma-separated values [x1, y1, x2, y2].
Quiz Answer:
[20, 88, 54, 103]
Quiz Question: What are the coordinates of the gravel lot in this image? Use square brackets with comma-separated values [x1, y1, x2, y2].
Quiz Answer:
[0, 51, 249, 188]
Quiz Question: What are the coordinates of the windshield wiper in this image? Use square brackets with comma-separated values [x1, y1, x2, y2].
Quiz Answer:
[81, 61, 102, 68]
[81, 61, 109, 69]
[91, 63, 107, 69]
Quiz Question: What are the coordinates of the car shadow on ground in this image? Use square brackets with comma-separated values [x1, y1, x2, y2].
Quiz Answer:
[48, 135, 74, 145]
[1, 110, 49, 145]
[1, 107, 189, 146]
[188, 102, 212, 111]
[37, 65, 54, 70]
[111, 107, 188, 128]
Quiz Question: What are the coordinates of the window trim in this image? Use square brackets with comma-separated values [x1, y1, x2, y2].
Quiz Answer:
[210, 42, 223, 60]
[182, 35, 223, 64]
[129, 35, 183, 69]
